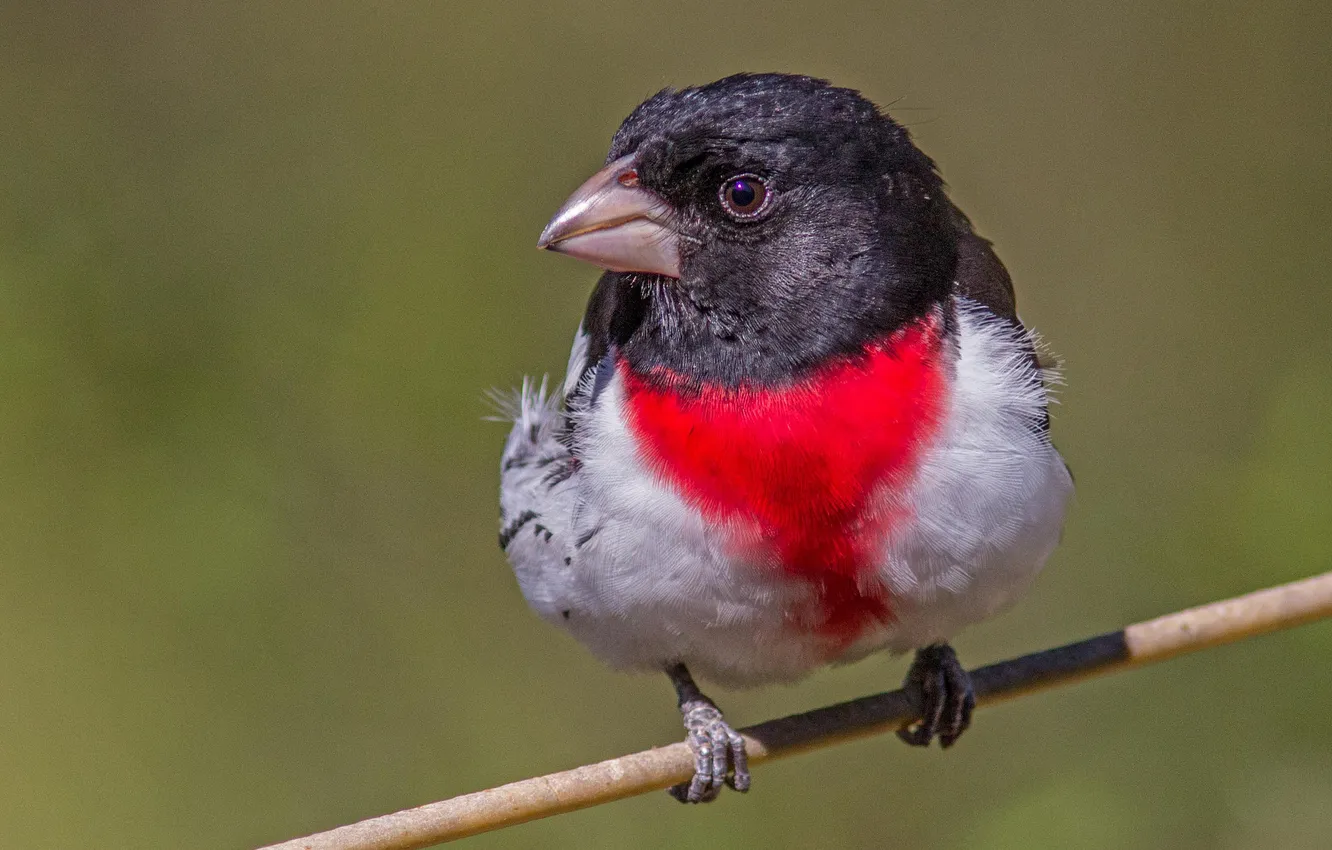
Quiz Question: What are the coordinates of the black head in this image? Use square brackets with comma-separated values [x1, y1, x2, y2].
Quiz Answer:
[540, 74, 960, 388]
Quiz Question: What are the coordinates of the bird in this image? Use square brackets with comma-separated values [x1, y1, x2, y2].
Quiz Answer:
[497, 73, 1073, 804]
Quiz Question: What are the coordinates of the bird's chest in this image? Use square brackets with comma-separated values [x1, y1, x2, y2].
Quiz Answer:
[617, 319, 949, 637]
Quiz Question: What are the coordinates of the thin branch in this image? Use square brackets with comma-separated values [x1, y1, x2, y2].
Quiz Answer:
[259, 570, 1332, 850]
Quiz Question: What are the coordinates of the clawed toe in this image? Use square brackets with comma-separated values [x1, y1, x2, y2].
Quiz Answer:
[666, 664, 750, 804]
[669, 700, 750, 803]
[896, 643, 975, 749]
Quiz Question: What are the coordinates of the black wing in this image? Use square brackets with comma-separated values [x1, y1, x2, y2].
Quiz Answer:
[949, 203, 1018, 320]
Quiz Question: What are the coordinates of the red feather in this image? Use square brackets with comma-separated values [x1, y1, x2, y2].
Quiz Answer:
[622, 313, 948, 644]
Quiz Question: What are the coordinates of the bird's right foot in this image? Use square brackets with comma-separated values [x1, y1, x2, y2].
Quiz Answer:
[665, 664, 750, 803]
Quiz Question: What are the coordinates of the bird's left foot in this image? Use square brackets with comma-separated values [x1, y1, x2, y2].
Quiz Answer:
[896, 643, 975, 748]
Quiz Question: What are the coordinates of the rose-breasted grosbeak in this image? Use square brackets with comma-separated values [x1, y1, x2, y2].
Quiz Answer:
[498, 73, 1072, 803]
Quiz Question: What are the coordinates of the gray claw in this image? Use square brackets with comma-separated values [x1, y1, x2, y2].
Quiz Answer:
[670, 699, 750, 803]
[665, 663, 750, 803]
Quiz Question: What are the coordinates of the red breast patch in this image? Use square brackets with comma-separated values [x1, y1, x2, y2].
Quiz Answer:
[621, 313, 949, 645]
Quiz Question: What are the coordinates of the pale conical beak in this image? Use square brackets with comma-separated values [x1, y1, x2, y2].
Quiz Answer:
[537, 154, 681, 278]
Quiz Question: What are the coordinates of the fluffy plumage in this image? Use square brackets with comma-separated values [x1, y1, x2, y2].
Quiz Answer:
[498, 73, 1073, 799]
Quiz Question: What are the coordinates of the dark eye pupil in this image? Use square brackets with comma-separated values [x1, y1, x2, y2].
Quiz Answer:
[729, 180, 756, 207]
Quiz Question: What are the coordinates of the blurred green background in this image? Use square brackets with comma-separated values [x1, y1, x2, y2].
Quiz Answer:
[2, 2, 1330, 848]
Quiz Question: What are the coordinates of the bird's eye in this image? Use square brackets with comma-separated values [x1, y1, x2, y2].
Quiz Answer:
[720, 175, 769, 219]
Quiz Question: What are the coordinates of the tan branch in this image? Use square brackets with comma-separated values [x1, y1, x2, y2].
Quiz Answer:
[259, 570, 1332, 850]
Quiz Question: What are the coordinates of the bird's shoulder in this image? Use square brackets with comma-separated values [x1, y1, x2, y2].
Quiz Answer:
[948, 202, 1017, 321]
[562, 273, 647, 416]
